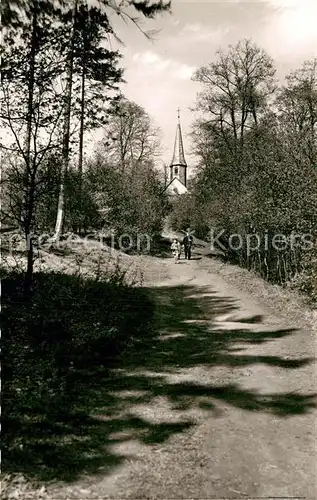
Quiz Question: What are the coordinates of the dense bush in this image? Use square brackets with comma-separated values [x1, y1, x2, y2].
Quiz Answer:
[85, 156, 168, 246]
[1, 157, 102, 235]
[172, 41, 317, 297]
[2, 268, 155, 447]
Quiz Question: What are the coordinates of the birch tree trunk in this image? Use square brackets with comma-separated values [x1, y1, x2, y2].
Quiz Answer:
[53, 0, 78, 240]
[24, 3, 37, 288]
[76, 61, 85, 234]
[78, 54, 85, 181]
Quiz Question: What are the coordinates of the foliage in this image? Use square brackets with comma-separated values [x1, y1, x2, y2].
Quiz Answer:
[71, 5, 123, 131]
[99, 97, 161, 170]
[175, 40, 317, 294]
[1, 0, 171, 281]
[0, 2, 65, 249]
[2, 266, 155, 453]
[86, 153, 168, 245]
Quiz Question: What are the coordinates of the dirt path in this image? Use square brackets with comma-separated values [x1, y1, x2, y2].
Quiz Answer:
[43, 254, 316, 499]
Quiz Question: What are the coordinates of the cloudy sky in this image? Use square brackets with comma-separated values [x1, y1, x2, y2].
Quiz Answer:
[97, 0, 317, 168]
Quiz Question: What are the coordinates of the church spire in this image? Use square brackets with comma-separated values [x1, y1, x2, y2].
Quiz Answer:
[170, 108, 187, 167]
[169, 109, 187, 187]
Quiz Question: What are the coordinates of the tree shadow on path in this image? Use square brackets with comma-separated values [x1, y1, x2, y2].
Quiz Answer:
[5, 284, 316, 483]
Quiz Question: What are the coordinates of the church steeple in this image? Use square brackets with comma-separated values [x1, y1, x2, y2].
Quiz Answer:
[170, 108, 187, 186]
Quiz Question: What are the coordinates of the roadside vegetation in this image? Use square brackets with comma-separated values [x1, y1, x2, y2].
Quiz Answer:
[0, 0, 171, 490]
[1, 1, 316, 494]
[2, 262, 154, 479]
[170, 40, 317, 301]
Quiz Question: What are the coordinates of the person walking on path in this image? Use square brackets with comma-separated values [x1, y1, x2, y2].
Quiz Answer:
[182, 228, 194, 260]
[171, 238, 181, 264]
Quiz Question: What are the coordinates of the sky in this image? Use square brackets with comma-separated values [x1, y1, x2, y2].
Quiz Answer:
[91, 0, 317, 169]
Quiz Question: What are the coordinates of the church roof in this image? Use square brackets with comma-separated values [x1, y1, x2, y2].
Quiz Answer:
[165, 176, 186, 189]
[164, 176, 188, 195]
[170, 111, 187, 167]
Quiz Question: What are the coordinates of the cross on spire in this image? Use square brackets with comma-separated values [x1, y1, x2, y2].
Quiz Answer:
[167, 107, 188, 189]
[170, 107, 186, 167]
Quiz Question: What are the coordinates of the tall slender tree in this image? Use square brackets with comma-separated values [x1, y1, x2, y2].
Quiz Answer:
[100, 98, 161, 171]
[52, 0, 171, 240]
[278, 59, 317, 168]
[73, 5, 123, 179]
[53, 0, 78, 240]
[1, 0, 65, 285]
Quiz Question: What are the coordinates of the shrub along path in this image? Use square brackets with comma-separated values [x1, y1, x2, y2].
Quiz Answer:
[2, 249, 316, 499]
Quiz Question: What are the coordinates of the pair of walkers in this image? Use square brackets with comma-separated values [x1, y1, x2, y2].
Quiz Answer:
[171, 230, 194, 263]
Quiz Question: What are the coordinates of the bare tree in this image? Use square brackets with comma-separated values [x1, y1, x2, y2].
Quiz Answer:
[100, 98, 161, 171]
[53, 0, 78, 241]
[1, 1, 64, 286]
[193, 39, 276, 153]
